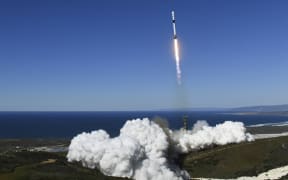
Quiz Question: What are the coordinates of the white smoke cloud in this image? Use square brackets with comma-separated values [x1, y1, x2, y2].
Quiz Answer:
[171, 121, 254, 153]
[67, 118, 253, 180]
[67, 118, 185, 180]
[191, 120, 209, 133]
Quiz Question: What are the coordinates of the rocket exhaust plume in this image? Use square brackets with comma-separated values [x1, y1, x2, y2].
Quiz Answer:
[174, 38, 181, 84]
[172, 10, 182, 85]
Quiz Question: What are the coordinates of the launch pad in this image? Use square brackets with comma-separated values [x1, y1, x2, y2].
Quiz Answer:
[183, 115, 188, 130]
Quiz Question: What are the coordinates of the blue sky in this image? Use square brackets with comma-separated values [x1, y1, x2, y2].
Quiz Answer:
[1, 0, 288, 111]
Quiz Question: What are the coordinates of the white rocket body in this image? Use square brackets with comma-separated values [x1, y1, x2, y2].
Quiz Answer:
[171, 11, 177, 39]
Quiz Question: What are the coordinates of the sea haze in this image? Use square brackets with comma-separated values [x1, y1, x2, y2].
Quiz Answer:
[0, 111, 287, 138]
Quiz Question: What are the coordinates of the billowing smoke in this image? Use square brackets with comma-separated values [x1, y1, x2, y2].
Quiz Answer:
[171, 121, 254, 153]
[67, 118, 186, 180]
[67, 118, 253, 180]
[191, 120, 209, 133]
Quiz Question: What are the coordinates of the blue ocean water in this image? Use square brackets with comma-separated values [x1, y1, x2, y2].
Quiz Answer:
[0, 111, 287, 138]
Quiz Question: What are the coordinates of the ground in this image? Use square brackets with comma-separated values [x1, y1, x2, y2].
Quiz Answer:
[0, 151, 129, 180]
[1, 136, 288, 180]
[182, 136, 288, 179]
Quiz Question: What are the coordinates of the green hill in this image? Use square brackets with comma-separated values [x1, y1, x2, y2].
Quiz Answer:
[182, 136, 288, 179]
[0, 151, 129, 180]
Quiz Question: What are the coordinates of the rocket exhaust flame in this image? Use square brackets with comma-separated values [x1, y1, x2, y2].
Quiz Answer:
[171, 10, 182, 85]
[174, 38, 181, 84]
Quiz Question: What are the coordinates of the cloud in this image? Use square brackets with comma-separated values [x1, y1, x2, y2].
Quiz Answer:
[67, 118, 253, 180]
[171, 121, 254, 153]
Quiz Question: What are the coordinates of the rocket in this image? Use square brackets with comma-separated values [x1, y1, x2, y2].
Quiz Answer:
[171, 10, 181, 84]
[171, 10, 177, 39]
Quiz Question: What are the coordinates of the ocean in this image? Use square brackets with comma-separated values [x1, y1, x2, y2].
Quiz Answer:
[0, 111, 287, 138]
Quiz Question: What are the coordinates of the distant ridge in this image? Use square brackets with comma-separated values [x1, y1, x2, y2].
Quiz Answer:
[157, 107, 230, 111]
[157, 105, 288, 112]
[231, 104, 288, 112]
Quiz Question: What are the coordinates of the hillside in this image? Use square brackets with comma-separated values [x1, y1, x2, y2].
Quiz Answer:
[232, 104, 288, 112]
[182, 136, 288, 179]
[0, 150, 129, 180]
[1, 136, 288, 179]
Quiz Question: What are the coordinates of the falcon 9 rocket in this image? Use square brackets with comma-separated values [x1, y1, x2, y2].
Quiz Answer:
[171, 10, 181, 85]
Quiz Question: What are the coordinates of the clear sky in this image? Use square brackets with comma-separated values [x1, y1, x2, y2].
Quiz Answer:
[1, 0, 288, 111]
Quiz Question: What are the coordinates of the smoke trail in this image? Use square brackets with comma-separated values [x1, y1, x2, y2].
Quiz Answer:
[67, 118, 253, 180]
[173, 38, 181, 85]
